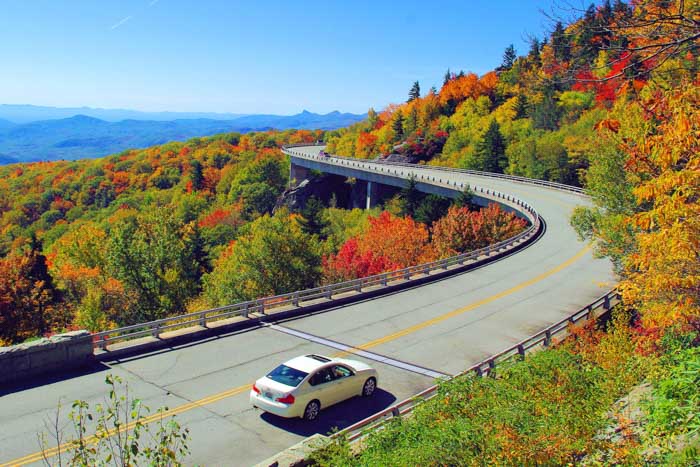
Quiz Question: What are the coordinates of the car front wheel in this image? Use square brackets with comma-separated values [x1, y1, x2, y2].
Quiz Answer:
[303, 400, 320, 421]
[362, 377, 377, 397]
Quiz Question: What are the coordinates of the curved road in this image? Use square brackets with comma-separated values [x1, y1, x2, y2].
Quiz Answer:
[0, 146, 614, 466]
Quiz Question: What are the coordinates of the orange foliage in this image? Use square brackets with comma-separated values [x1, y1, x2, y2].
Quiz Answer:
[429, 204, 528, 258]
[356, 211, 430, 268]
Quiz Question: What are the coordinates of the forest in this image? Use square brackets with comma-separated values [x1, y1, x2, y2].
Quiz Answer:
[0, 125, 525, 343]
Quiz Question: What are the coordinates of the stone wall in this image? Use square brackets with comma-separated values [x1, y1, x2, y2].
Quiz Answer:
[0, 331, 94, 385]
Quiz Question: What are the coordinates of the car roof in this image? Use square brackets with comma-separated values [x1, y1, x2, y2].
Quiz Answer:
[283, 354, 335, 373]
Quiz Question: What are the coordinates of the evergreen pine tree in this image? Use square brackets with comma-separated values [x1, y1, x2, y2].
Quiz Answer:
[297, 197, 329, 238]
[443, 69, 452, 86]
[404, 106, 418, 135]
[189, 160, 204, 191]
[501, 44, 517, 70]
[475, 120, 507, 173]
[454, 186, 475, 209]
[399, 176, 423, 218]
[528, 38, 542, 67]
[26, 236, 59, 335]
[407, 81, 420, 102]
[392, 110, 404, 142]
[551, 22, 571, 62]
[530, 83, 561, 131]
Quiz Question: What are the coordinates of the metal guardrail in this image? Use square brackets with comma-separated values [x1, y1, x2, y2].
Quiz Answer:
[92, 220, 539, 349]
[92, 147, 547, 350]
[336, 289, 621, 443]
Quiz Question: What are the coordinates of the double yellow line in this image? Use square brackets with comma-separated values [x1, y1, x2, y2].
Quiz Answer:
[3, 245, 591, 466]
[1, 385, 250, 467]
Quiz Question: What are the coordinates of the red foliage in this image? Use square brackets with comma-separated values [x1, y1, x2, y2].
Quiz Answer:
[322, 238, 398, 282]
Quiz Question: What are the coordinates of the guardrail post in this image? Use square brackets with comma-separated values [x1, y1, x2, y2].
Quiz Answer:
[242, 303, 249, 318]
[381, 274, 388, 286]
[151, 323, 160, 338]
[391, 407, 401, 418]
[292, 291, 300, 307]
[199, 313, 206, 328]
[355, 280, 362, 292]
[325, 286, 332, 299]
[404, 268, 411, 280]
[97, 334, 107, 350]
[259, 300, 265, 315]
[544, 329, 552, 347]
[603, 295, 611, 310]
[517, 344, 525, 358]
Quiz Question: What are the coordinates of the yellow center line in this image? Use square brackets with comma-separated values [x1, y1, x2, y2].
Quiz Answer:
[4, 246, 591, 466]
[1, 384, 251, 467]
[334, 245, 591, 356]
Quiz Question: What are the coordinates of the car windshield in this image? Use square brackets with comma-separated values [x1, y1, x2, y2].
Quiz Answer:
[266, 364, 308, 387]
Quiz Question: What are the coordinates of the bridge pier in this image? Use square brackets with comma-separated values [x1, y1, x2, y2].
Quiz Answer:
[366, 181, 379, 210]
[290, 163, 310, 187]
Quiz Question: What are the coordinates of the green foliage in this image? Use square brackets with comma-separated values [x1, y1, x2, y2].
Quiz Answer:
[38, 374, 190, 466]
[297, 197, 330, 238]
[321, 207, 377, 253]
[398, 175, 421, 218]
[407, 81, 420, 102]
[645, 347, 700, 441]
[474, 119, 507, 173]
[226, 155, 287, 219]
[104, 207, 204, 324]
[331, 348, 617, 465]
[203, 212, 322, 305]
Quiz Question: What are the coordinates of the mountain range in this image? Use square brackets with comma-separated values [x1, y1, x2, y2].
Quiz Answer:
[0, 109, 365, 164]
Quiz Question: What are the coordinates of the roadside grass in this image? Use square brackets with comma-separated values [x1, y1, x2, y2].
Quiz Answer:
[310, 309, 699, 466]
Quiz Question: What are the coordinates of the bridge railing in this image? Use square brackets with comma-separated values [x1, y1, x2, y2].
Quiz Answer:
[282, 145, 585, 195]
[336, 289, 621, 443]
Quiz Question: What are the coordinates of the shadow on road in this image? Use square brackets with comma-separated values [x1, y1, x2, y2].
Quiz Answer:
[0, 361, 111, 397]
[259, 388, 396, 437]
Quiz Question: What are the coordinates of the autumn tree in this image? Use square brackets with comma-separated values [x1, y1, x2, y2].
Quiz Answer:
[0, 245, 66, 344]
[322, 238, 397, 283]
[355, 211, 430, 268]
[579, 84, 700, 331]
[430, 204, 527, 259]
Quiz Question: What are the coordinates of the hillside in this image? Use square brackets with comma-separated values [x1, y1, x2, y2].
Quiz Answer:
[0, 110, 365, 163]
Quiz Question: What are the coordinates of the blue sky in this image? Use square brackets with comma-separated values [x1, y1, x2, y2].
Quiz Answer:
[2, 0, 558, 115]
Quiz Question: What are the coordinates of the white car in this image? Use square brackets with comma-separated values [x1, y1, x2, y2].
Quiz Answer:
[250, 354, 378, 421]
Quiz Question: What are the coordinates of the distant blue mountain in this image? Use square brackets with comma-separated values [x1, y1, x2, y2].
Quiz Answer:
[0, 111, 365, 163]
[0, 104, 248, 124]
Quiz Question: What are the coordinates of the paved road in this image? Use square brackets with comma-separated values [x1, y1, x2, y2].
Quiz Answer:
[0, 146, 614, 466]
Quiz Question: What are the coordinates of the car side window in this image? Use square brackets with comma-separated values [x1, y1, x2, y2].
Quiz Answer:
[309, 368, 333, 386]
[331, 365, 353, 379]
